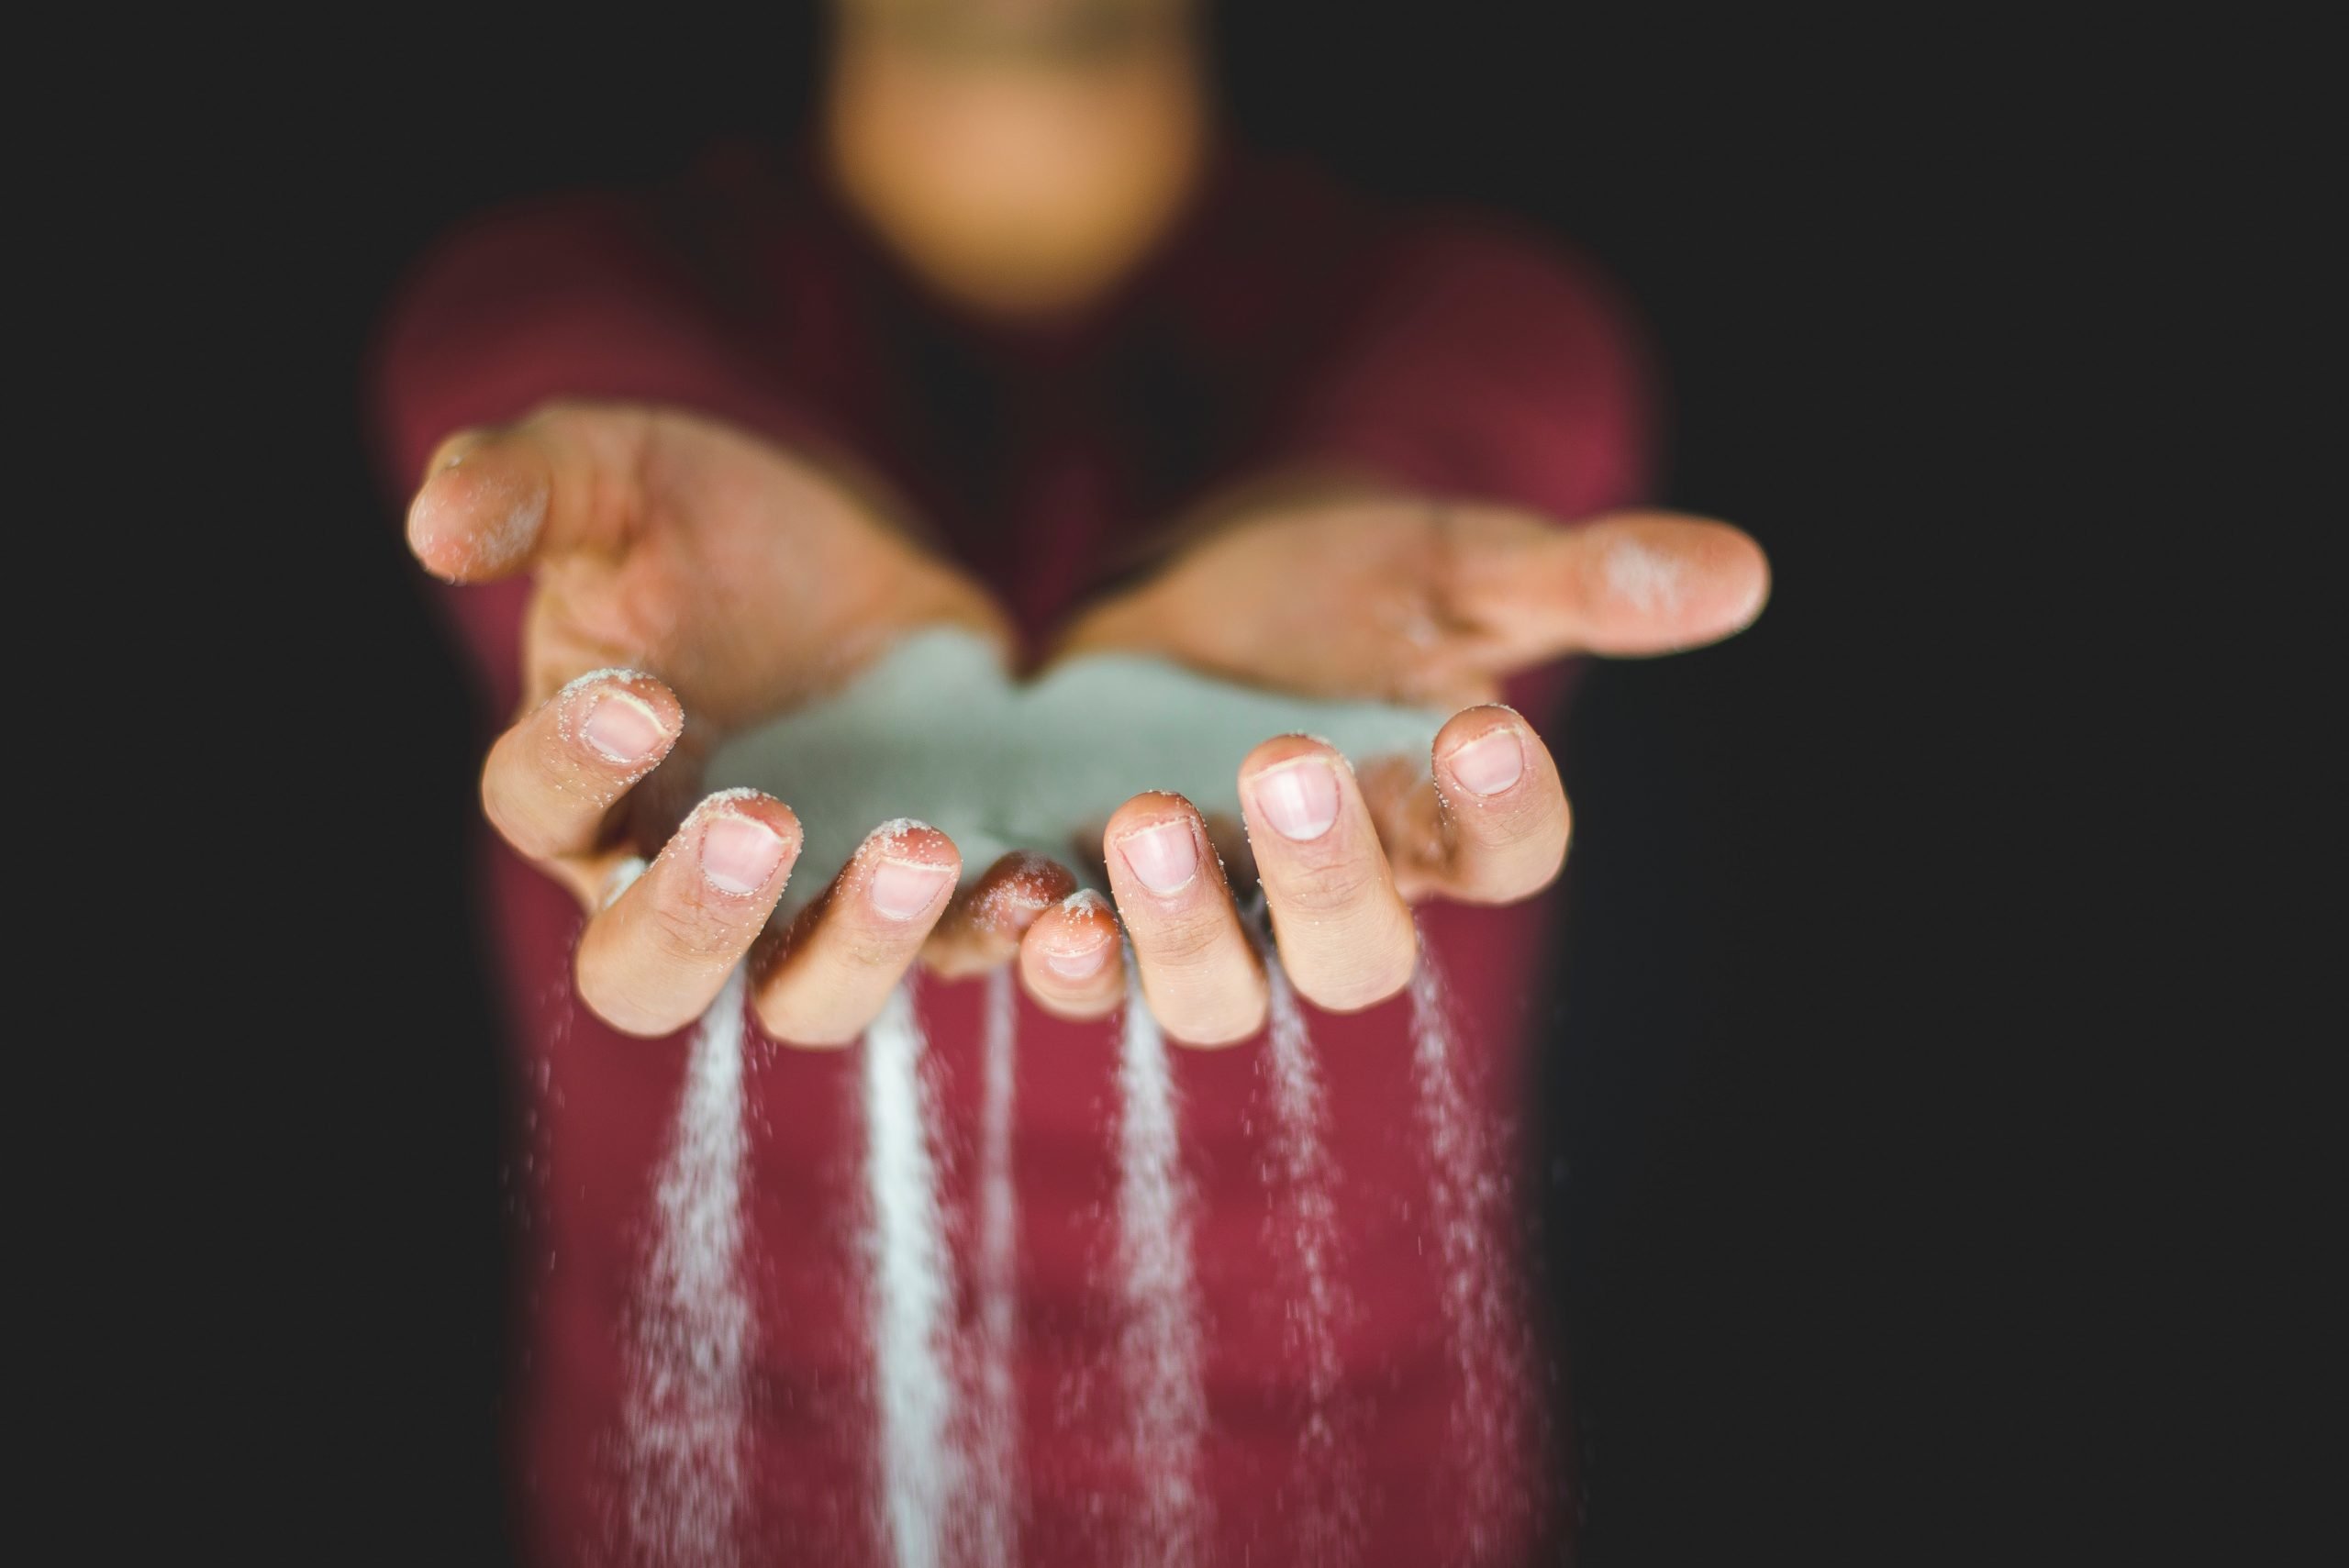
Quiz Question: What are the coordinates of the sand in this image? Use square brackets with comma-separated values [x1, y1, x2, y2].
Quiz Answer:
[703, 628, 1446, 917]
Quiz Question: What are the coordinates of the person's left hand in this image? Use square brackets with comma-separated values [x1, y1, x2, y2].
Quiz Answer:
[1003, 495, 1771, 1044]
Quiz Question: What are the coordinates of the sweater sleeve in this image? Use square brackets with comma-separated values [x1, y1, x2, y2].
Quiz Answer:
[1269, 219, 1658, 522]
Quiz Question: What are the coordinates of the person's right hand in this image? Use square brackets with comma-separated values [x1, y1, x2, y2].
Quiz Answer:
[407, 400, 1049, 1043]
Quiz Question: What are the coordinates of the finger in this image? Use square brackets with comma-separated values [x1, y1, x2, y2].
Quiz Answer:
[1363, 706, 1573, 905]
[1446, 507, 1772, 665]
[1017, 889, 1126, 1020]
[406, 401, 651, 582]
[752, 820, 962, 1047]
[576, 789, 804, 1037]
[925, 851, 1079, 980]
[1237, 735, 1419, 1012]
[1102, 793, 1266, 1047]
[481, 669, 682, 881]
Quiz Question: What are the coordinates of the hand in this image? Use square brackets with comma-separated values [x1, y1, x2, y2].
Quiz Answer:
[409, 400, 1068, 1042]
[1016, 496, 1771, 1043]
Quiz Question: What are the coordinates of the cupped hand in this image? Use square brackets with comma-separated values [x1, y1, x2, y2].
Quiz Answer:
[1019, 496, 1772, 1044]
[409, 400, 1072, 1042]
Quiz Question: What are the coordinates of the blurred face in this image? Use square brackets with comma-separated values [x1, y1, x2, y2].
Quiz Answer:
[828, 0, 1208, 317]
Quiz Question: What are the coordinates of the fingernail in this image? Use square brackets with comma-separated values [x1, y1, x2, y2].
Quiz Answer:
[701, 813, 787, 895]
[1042, 934, 1113, 980]
[1249, 757, 1341, 841]
[1443, 728, 1527, 796]
[581, 690, 669, 764]
[1117, 819, 1199, 895]
[870, 857, 953, 920]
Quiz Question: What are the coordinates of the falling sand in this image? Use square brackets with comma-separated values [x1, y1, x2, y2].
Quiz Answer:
[967, 969, 1021, 1565]
[621, 942, 1542, 1566]
[864, 982, 961, 1568]
[1116, 962, 1208, 1566]
[617, 631, 1561, 1562]
[1409, 943, 1538, 1561]
[1257, 927, 1364, 1564]
[624, 968, 754, 1568]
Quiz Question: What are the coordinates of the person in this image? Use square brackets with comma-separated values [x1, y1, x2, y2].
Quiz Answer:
[373, 1, 1769, 1562]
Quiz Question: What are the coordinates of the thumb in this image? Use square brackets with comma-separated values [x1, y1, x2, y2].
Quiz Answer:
[406, 402, 650, 583]
[1453, 508, 1772, 664]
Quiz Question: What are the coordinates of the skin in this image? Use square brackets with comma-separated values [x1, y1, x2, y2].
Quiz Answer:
[408, 408, 1768, 1046]
[405, 0, 1775, 1047]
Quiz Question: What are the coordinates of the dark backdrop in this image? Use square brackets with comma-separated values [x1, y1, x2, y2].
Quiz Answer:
[255, 7, 2211, 1562]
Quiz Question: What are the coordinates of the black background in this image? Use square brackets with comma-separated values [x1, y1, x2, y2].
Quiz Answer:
[225, 6, 2242, 1563]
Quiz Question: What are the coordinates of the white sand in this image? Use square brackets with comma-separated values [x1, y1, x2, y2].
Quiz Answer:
[864, 982, 961, 1568]
[1116, 960, 1208, 1564]
[625, 968, 753, 1566]
[704, 628, 1446, 917]
[969, 968, 1022, 1565]
[1408, 942, 1537, 1557]
[1258, 937, 1363, 1563]
[626, 634, 1548, 1561]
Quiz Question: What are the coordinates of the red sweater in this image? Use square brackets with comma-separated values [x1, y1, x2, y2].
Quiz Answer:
[373, 146, 1650, 1568]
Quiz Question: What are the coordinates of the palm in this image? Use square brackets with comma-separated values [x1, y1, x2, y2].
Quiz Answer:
[1056, 497, 1770, 704]
[1103, 504, 1525, 704]
[507, 410, 1008, 732]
